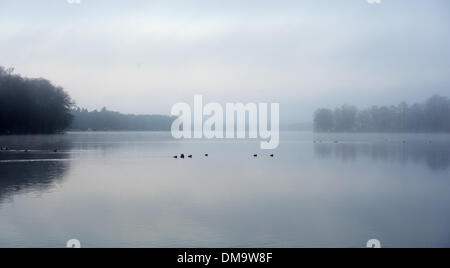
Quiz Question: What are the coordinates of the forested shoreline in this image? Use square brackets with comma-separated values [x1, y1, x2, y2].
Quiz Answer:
[314, 95, 450, 133]
[0, 67, 174, 134]
[0, 67, 74, 134]
[70, 107, 174, 131]
[3, 66, 450, 134]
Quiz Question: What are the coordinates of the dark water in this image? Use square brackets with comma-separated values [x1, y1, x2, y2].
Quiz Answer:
[1, 132, 450, 248]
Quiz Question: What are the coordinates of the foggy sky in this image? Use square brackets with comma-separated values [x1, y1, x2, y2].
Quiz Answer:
[1, 0, 449, 122]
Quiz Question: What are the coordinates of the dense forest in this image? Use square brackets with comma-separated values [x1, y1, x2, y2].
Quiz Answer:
[314, 95, 450, 133]
[0, 67, 174, 134]
[70, 107, 175, 131]
[0, 66, 74, 134]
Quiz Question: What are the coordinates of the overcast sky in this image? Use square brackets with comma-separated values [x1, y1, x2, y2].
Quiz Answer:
[1, 0, 449, 122]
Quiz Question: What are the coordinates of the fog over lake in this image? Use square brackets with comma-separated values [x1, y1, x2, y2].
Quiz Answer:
[1, 132, 450, 248]
[2, 0, 450, 250]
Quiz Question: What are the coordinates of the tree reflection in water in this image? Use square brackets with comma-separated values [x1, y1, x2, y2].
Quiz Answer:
[314, 141, 450, 172]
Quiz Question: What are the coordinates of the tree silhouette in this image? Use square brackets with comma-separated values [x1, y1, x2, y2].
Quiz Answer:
[70, 107, 175, 131]
[0, 66, 74, 134]
[314, 95, 450, 133]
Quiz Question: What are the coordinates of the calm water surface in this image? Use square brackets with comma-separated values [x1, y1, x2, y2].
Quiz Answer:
[1, 132, 450, 248]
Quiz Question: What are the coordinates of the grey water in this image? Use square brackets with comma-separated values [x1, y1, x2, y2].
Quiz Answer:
[1, 132, 450, 248]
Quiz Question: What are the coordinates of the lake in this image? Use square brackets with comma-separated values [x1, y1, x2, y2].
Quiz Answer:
[1, 132, 450, 248]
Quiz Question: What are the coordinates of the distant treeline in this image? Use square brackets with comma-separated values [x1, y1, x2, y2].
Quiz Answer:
[0, 66, 174, 134]
[0, 66, 74, 134]
[314, 95, 450, 133]
[70, 107, 175, 131]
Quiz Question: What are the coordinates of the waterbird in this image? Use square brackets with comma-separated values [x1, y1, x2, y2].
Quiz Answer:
[205, 154, 209, 157]
[188, 155, 193, 158]
[253, 154, 258, 158]
[180, 154, 185, 159]
[53, 149, 58, 153]
[173, 156, 178, 159]
[270, 154, 274, 157]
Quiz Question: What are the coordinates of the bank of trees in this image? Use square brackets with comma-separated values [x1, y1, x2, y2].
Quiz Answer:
[0, 67, 174, 133]
[0, 66, 74, 134]
[314, 95, 450, 133]
[70, 107, 175, 131]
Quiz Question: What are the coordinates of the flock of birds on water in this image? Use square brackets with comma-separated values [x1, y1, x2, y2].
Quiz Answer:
[173, 153, 275, 159]
[169, 139, 431, 159]
[1, 146, 275, 159]
[0, 147, 59, 153]
[1, 139, 433, 159]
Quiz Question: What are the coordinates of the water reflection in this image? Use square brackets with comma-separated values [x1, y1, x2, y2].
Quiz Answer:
[0, 135, 72, 204]
[314, 142, 450, 172]
[1, 132, 450, 247]
[0, 161, 70, 203]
